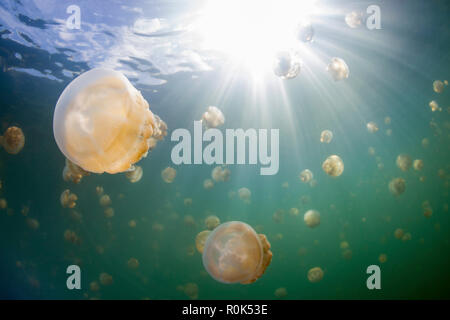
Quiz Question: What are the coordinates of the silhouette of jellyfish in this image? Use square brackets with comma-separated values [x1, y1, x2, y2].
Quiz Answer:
[396, 154, 412, 171]
[322, 155, 344, 177]
[195, 230, 211, 254]
[238, 187, 251, 204]
[205, 215, 220, 230]
[326, 57, 349, 81]
[384, 117, 391, 125]
[63, 158, 90, 184]
[161, 167, 176, 183]
[299, 169, 313, 183]
[125, 165, 143, 183]
[1, 126, 25, 154]
[389, 178, 406, 196]
[0, 198, 7, 209]
[202, 221, 272, 284]
[273, 51, 301, 79]
[61, 189, 77, 208]
[366, 121, 379, 133]
[53, 68, 164, 174]
[433, 80, 444, 93]
[296, 21, 314, 42]
[26, 218, 40, 230]
[201, 106, 225, 129]
[345, 11, 363, 28]
[320, 130, 333, 143]
[307, 267, 324, 283]
[304, 210, 320, 228]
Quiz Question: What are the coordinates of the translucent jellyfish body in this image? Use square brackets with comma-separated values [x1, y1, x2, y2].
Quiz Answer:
[326, 57, 349, 81]
[320, 130, 333, 143]
[429, 100, 441, 112]
[413, 159, 424, 171]
[366, 121, 379, 133]
[238, 187, 251, 203]
[201, 106, 225, 129]
[125, 165, 143, 183]
[195, 230, 211, 254]
[60, 189, 78, 208]
[322, 155, 344, 177]
[307, 267, 324, 283]
[394, 228, 404, 239]
[396, 154, 412, 171]
[53, 68, 160, 174]
[304, 209, 320, 228]
[0, 126, 25, 154]
[345, 11, 363, 28]
[379, 254, 387, 264]
[273, 51, 301, 79]
[203, 179, 214, 189]
[296, 21, 314, 43]
[211, 166, 231, 182]
[274, 287, 288, 298]
[148, 115, 168, 151]
[99, 272, 113, 286]
[161, 167, 176, 183]
[205, 215, 220, 230]
[202, 221, 272, 284]
[433, 80, 444, 93]
[389, 177, 406, 196]
[127, 257, 140, 269]
[63, 158, 90, 184]
[299, 169, 313, 183]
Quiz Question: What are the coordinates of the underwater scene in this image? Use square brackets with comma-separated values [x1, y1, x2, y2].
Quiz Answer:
[0, 0, 449, 300]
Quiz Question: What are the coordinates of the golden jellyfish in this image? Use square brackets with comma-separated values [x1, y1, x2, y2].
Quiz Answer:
[342, 249, 353, 260]
[394, 228, 404, 239]
[304, 209, 320, 228]
[128, 219, 137, 228]
[368, 147, 375, 156]
[433, 80, 444, 93]
[60, 189, 77, 208]
[384, 117, 391, 125]
[95, 186, 104, 196]
[152, 222, 164, 232]
[396, 154, 412, 171]
[421, 137, 429, 148]
[161, 167, 176, 183]
[89, 281, 100, 292]
[326, 57, 349, 81]
[99, 194, 112, 207]
[379, 254, 387, 264]
[183, 283, 199, 300]
[340, 241, 349, 250]
[0, 126, 25, 154]
[366, 121, 379, 133]
[299, 169, 313, 183]
[205, 215, 220, 230]
[413, 159, 424, 171]
[274, 287, 288, 298]
[203, 179, 214, 190]
[429, 100, 441, 112]
[69, 210, 83, 223]
[211, 166, 231, 182]
[127, 257, 140, 269]
[184, 215, 196, 227]
[64, 229, 81, 245]
[148, 115, 168, 151]
[99, 272, 113, 286]
[184, 198, 192, 206]
[104, 207, 114, 218]
[423, 207, 432, 218]
[63, 158, 89, 184]
[345, 11, 363, 28]
[201, 106, 225, 129]
[389, 178, 406, 196]
[26, 218, 40, 230]
[272, 209, 284, 223]
[402, 232, 412, 242]
[195, 230, 211, 254]
[322, 155, 344, 177]
[202, 221, 272, 284]
[320, 130, 333, 143]
[307, 267, 324, 283]
[0, 198, 7, 209]
[125, 165, 143, 183]
[238, 187, 251, 203]
[273, 50, 301, 79]
[289, 207, 300, 217]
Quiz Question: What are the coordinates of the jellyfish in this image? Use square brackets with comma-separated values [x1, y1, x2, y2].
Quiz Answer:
[26, 218, 40, 230]
[202, 221, 272, 284]
[0, 198, 7, 209]
[402, 232, 412, 242]
[304, 209, 320, 228]
[183, 283, 199, 300]
[322, 155, 344, 177]
[99, 272, 113, 286]
[238, 187, 251, 203]
[340, 241, 349, 250]
[184, 215, 196, 228]
[53, 68, 169, 174]
[21, 205, 29, 217]
[298, 247, 308, 257]
[389, 177, 406, 196]
[161, 167, 176, 183]
[378, 254, 387, 264]
[394, 228, 404, 239]
[366, 121, 379, 133]
[396, 154, 412, 171]
[0, 126, 25, 154]
[148, 115, 168, 151]
[384, 117, 391, 125]
[274, 287, 288, 298]
[342, 249, 353, 260]
[273, 51, 301, 79]
[104, 207, 114, 218]
[345, 11, 363, 28]
[201, 106, 225, 129]
[433, 80, 444, 93]
[281, 181, 289, 189]
[289, 207, 300, 217]
[320, 130, 333, 143]
[64, 229, 81, 245]
[296, 21, 314, 42]
[95, 186, 104, 196]
[202, 179, 214, 190]
[195, 230, 211, 254]
[307, 267, 324, 283]
[368, 147, 375, 156]
[98, 194, 111, 208]
[60, 189, 77, 208]
[89, 281, 100, 292]
[129, 219, 137, 228]
[205, 215, 220, 230]
[299, 169, 313, 183]
[127, 257, 140, 269]
[125, 165, 143, 183]
[429, 100, 441, 112]
[413, 159, 424, 171]
[211, 166, 231, 182]
[326, 57, 349, 81]
[184, 198, 193, 206]
[423, 207, 432, 218]
[272, 209, 284, 223]
[386, 129, 392, 136]
[152, 222, 164, 231]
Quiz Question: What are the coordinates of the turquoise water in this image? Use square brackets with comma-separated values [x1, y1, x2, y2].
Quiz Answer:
[0, 0, 449, 299]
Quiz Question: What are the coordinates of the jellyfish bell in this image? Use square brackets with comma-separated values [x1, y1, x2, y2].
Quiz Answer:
[161, 167, 176, 183]
[299, 169, 313, 183]
[296, 21, 314, 43]
[428, 100, 441, 112]
[1, 126, 25, 154]
[304, 209, 320, 228]
[307, 267, 324, 283]
[345, 11, 363, 28]
[205, 215, 220, 230]
[326, 57, 349, 81]
[201, 106, 225, 129]
[202, 221, 272, 284]
[273, 50, 301, 79]
[413, 159, 424, 171]
[396, 154, 412, 171]
[433, 80, 444, 93]
[322, 155, 344, 177]
[125, 165, 143, 183]
[238, 187, 251, 203]
[195, 230, 211, 254]
[389, 177, 406, 196]
[53, 68, 164, 174]
[320, 130, 333, 143]
[203, 179, 214, 190]
[366, 121, 379, 133]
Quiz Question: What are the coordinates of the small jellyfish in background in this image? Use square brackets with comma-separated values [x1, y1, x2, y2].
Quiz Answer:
[281, 181, 289, 189]
[273, 51, 301, 79]
[402, 232, 412, 242]
[26, 218, 40, 230]
[60, 189, 77, 208]
[320, 130, 333, 143]
[389, 178, 406, 196]
[307, 267, 324, 283]
[89, 281, 100, 292]
[322, 155, 344, 177]
[161, 167, 176, 183]
[433, 80, 444, 93]
[63, 158, 90, 184]
[413, 159, 424, 171]
[104, 207, 115, 218]
[184, 215, 196, 228]
[148, 115, 168, 151]
[340, 241, 349, 250]
[274, 287, 288, 298]
[429, 100, 441, 112]
[64, 229, 81, 245]
[368, 147, 375, 156]
[201, 106, 225, 129]
[272, 209, 285, 223]
[345, 11, 363, 28]
[238, 187, 251, 204]
[203, 179, 214, 190]
[304, 209, 320, 228]
[99, 272, 113, 286]
[127, 257, 140, 269]
[289, 207, 300, 217]
[0, 198, 7, 209]
[342, 249, 353, 260]
[299, 169, 313, 183]
[202, 221, 272, 284]
[326, 57, 349, 81]
[296, 21, 314, 42]
[366, 121, 379, 133]
[95, 186, 104, 196]
[386, 129, 392, 136]
[125, 165, 143, 183]
[99, 194, 112, 207]
[384, 117, 391, 125]
[211, 166, 231, 182]
[128, 219, 137, 228]
[394, 228, 404, 239]
[205, 215, 220, 230]
[0, 126, 25, 154]
[396, 154, 412, 171]
[379, 254, 388, 264]
[183, 283, 199, 300]
[195, 230, 211, 254]
[184, 198, 193, 206]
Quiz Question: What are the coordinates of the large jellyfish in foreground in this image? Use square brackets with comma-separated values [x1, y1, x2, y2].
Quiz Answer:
[326, 57, 349, 81]
[53, 68, 164, 174]
[202, 221, 272, 284]
[0, 126, 25, 154]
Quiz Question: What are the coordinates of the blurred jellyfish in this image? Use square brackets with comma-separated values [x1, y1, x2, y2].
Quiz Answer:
[307, 267, 324, 283]
[389, 178, 406, 196]
[203, 179, 214, 190]
[127, 257, 140, 269]
[378, 254, 387, 264]
[0, 198, 7, 209]
[195, 230, 211, 254]
[104, 207, 115, 218]
[26, 218, 40, 230]
[60, 189, 78, 208]
[289, 207, 300, 217]
[429, 100, 441, 112]
[184, 198, 193, 206]
[238, 187, 251, 204]
[205, 215, 220, 230]
[272, 209, 284, 223]
[368, 147, 375, 156]
[53, 68, 164, 174]
[202, 221, 272, 284]
[326, 57, 349, 81]
[125, 165, 143, 183]
[183, 283, 199, 300]
[413, 159, 424, 171]
[299, 169, 313, 183]
[211, 166, 231, 182]
[186, 245, 196, 256]
[89, 281, 100, 292]
[148, 115, 168, 151]
[345, 11, 363, 28]
[161, 167, 176, 183]
[401, 232, 412, 242]
[99, 194, 112, 207]
[366, 121, 379, 133]
[184, 215, 196, 227]
[433, 80, 444, 93]
[152, 222, 164, 232]
[129, 219, 137, 228]
[322, 155, 344, 177]
[69, 210, 83, 223]
[281, 181, 289, 189]
[274, 287, 288, 298]
[340, 241, 349, 250]
[63, 158, 90, 184]
[201, 106, 225, 129]
[95, 186, 104, 196]
[320, 130, 333, 143]
[386, 129, 392, 136]
[394, 228, 404, 239]
[396, 154, 412, 171]
[64, 229, 81, 245]
[273, 51, 301, 79]
[0, 126, 25, 154]
[304, 209, 320, 228]
[342, 249, 353, 260]
[296, 21, 314, 42]
[384, 117, 391, 125]
[99, 272, 113, 286]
